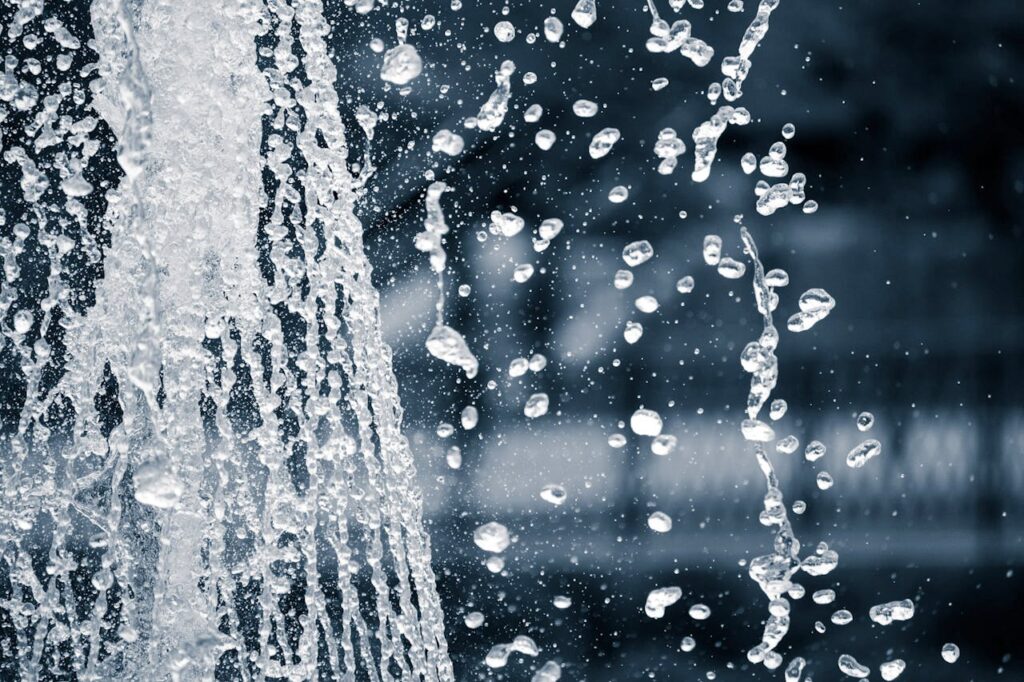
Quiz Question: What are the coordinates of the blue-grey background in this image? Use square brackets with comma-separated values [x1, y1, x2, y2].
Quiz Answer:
[340, 1, 1024, 679]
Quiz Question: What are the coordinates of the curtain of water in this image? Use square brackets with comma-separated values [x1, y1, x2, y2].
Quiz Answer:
[0, 0, 451, 679]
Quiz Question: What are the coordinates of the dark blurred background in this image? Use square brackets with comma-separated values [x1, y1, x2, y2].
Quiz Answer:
[331, 0, 1024, 679]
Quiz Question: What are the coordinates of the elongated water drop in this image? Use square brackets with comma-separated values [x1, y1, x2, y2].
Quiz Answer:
[540, 484, 567, 506]
[869, 599, 914, 625]
[838, 654, 870, 678]
[688, 603, 711, 620]
[645, 586, 682, 618]
[589, 127, 621, 159]
[461, 405, 479, 430]
[846, 439, 881, 468]
[635, 295, 659, 313]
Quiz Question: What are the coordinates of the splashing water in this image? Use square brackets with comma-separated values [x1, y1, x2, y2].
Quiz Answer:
[0, 0, 452, 679]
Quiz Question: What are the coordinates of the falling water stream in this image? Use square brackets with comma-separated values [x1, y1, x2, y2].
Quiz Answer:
[0, 0, 956, 680]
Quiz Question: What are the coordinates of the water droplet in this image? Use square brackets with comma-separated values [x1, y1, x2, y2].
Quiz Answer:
[426, 325, 479, 377]
[804, 440, 826, 461]
[776, 435, 799, 454]
[787, 288, 836, 332]
[493, 21, 515, 42]
[553, 595, 572, 609]
[830, 609, 852, 625]
[513, 263, 535, 283]
[573, 99, 598, 117]
[539, 484, 567, 506]
[431, 129, 464, 155]
[473, 522, 511, 553]
[485, 643, 511, 668]
[688, 603, 711, 620]
[543, 16, 564, 42]
[532, 660, 562, 681]
[676, 275, 695, 293]
[765, 268, 789, 287]
[741, 152, 757, 174]
[741, 418, 775, 442]
[509, 357, 529, 377]
[380, 43, 422, 85]
[634, 295, 659, 313]
[461, 405, 479, 430]
[524, 393, 550, 418]
[571, 0, 597, 28]
[588, 127, 620, 159]
[608, 185, 629, 203]
[91, 568, 114, 591]
[630, 408, 663, 436]
[645, 586, 682, 619]
[702, 235, 722, 265]
[815, 471, 834, 490]
[538, 218, 564, 240]
[856, 411, 874, 431]
[12, 310, 33, 334]
[614, 269, 634, 289]
[812, 589, 836, 605]
[680, 636, 696, 652]
[535, 129, 556, 150]
[622, 240, 654, 267]
[648, 511, 672, 533]
[651, 434, 677, 455]
[868, 599, 914, 625]
[717, 257, 746, 279]
[838, 654, 870, 678]
[941, 643, 960, 663]
[845, 439, 881, 469]
[624, 321, 643, 344]
[465, 611, 484, 628]
[880, 659, 906, 681]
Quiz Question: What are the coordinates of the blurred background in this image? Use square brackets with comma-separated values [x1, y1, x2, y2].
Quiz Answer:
[2, 0, 1022, 679]
[333, 0, 1024, 679]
